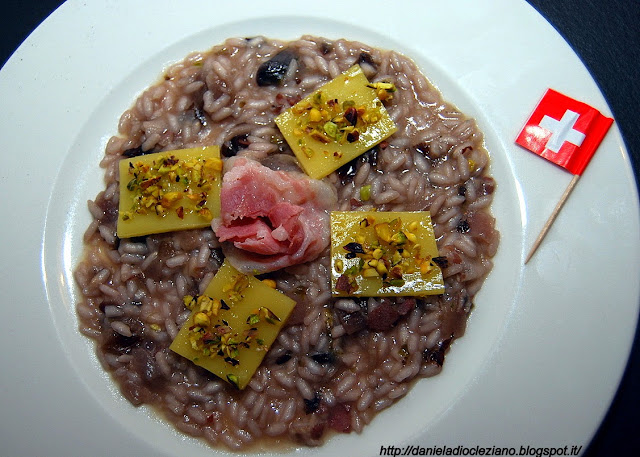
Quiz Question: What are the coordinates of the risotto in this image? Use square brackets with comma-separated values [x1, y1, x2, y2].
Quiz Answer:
[74, 35, 499, 449]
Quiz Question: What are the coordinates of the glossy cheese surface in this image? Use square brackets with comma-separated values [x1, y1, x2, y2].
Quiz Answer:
[169, 261, 297, 389]
[275, 65, 397, 179]
[117, 146, 221, 238]
[331, 211, 444, 297]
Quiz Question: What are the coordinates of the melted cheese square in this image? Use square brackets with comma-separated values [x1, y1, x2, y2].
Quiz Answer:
[275, 65, 397, 179]
[117, 146, 221, 238]
[169, 261, 296, 389]
[330, 211, 444, 297]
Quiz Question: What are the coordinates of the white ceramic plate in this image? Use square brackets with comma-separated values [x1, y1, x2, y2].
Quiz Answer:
[1, 1, 638, 456]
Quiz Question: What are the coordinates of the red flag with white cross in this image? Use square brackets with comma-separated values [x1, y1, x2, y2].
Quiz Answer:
[516, 89, 614, 263]
[516, 88, 613, 175]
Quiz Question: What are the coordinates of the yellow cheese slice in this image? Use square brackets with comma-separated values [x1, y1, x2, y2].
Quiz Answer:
[169, 261, 297, 389]
[117, 146, 221, 238]
[331, 211, 444, 297]
[275, 65, 397, 179]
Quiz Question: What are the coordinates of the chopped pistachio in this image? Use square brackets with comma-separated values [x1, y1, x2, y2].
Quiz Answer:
[360, 184, 371, 201]
[390, 231, 408, 246]
[404, 230, 418, 243]
[330, 211, 444, 297]
[117, 146, 222, 238]
[170, 261, 297, 389]
[275, 65, 397, 179]
[376, 261, 388, 275]
[226, 374, 240, 389]
[420, 260, 433, 275]
[309, 108, 322, 122]
[194, 312, 210, 327]
[374, 222, 393, 243]
[323, 121, 338, 138]
[261, 279, 277, 289]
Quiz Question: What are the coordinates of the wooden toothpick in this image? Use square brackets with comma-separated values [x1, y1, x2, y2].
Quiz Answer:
[525, 174, 581, 264]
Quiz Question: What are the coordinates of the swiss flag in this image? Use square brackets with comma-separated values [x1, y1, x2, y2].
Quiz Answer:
[516, 89, 613, 175]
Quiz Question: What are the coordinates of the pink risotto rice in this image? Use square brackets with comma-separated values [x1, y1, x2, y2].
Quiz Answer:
[74, 35, 499, 449]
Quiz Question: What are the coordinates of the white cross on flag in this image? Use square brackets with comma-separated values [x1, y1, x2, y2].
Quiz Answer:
[516, 89, 613, 175]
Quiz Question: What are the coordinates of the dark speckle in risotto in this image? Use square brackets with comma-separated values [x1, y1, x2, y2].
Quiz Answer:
[74, 35, 499, 449]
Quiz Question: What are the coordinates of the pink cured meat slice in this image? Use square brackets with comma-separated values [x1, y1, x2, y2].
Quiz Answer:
[212, 157, 337, 274]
